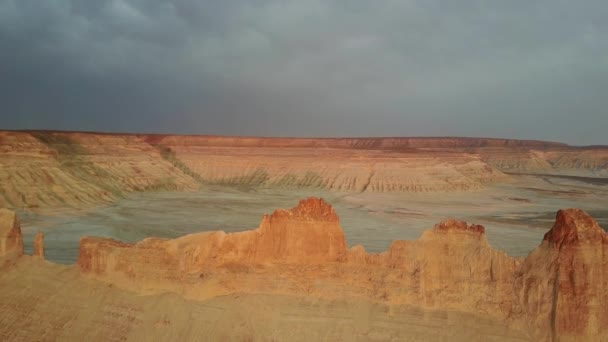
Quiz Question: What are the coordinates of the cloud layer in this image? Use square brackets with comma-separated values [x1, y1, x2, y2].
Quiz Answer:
[1, 1, 606, 144]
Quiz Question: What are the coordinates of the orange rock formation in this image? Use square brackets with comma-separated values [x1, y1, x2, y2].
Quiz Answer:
[514, 209, 608, 340]
[73, 198, 608, 341]
[33, 231, 45, 259]
[0, 208, 23, 260]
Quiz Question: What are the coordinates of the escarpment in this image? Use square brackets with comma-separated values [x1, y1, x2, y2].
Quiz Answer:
[72, 199, 608, 341]
[2, 130, 606, 210]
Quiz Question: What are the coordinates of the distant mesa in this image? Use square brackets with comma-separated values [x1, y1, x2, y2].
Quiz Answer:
[1, 130, 606, 210]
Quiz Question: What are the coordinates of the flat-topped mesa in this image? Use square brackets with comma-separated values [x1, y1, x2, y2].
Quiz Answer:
[543, 208, 608, 249]
[0, 208, 23, 259]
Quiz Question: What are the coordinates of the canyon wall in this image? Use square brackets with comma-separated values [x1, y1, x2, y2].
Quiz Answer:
[1, 130, 606, 209]
[74, 198, 608, 341]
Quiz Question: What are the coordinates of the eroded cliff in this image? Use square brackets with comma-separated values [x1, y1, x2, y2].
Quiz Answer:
[3, 130, 606, 210]
[72, 198, 608, 341]
[513, 209, 608, 341]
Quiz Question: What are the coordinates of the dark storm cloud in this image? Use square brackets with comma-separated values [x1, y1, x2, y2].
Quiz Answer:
[1, 1, 606, 144]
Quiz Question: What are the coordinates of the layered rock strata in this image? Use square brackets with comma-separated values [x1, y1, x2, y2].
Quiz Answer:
[2, 130, 606, 210]
[73, 198, 608, 341]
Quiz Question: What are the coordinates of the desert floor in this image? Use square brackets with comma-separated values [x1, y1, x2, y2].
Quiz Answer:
[19, 173, 608, 264]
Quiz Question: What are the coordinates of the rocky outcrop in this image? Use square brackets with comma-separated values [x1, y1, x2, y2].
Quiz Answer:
[0, 199, 604, 340]
[77, 198, 347, 289]
[513, 209, 608, 341]
[378, 220, 520, 315]
[0, 131, 200, 209]
[33, 231, 45, 259]
[0, 209, 23, 259]
[75, 198, 608, 340]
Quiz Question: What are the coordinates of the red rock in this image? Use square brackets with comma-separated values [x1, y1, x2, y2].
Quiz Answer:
[77, 198, 347, 279]
[73, 202, 608, 341]
[543, 208, 608, 248]
[514, 208, 608, 341]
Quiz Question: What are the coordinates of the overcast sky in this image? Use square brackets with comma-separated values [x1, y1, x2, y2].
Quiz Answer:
[1, 1, 606, 145]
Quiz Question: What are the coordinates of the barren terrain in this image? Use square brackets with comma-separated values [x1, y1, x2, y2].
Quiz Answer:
[1, 131, 607, 341]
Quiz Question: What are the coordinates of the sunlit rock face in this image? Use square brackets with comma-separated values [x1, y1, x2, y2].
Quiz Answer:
[0, 208, 23, 259]
[33, 231, 45, 259]
[72, 199, 608, 341]
[77, 198, 347, 282]
[514, 209, 608, 341]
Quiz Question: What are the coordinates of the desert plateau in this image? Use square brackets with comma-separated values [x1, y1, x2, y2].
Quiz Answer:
[0, 131, 607, 341]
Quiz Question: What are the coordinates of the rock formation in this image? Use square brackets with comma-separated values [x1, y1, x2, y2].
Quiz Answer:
[33, 231, 45, 259]
[0, 197, 606, 340]
[2, 130, 606, 209]
[78, 198, 347, 286]
[74, 198, 608, 341]
[0, 208, 23, 259]
[513, 209, 608, 341]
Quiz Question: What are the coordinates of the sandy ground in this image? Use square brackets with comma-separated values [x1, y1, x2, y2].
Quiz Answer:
[0, 257, 530, 341]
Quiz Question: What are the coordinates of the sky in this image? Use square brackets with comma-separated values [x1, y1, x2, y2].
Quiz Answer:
[0, 1, 606, 145]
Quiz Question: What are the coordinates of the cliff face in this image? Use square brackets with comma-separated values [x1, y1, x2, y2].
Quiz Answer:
[74, 198, 608, 341]
[477, 148, 608, 176]
[376, 220, 519, 314]
[78, 198, 347, 288]
[0, 131, 200, 209]
[514, 209, 608, 341]
[0, 208, 23, 259]
[3, 130, 605, 210]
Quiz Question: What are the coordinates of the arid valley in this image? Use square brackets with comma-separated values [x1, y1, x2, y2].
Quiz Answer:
[1, 131, 608, 341]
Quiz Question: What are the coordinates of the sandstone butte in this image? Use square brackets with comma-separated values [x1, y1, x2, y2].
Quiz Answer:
[1, 198, 608, 341]
[1, 130, 607, 210]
